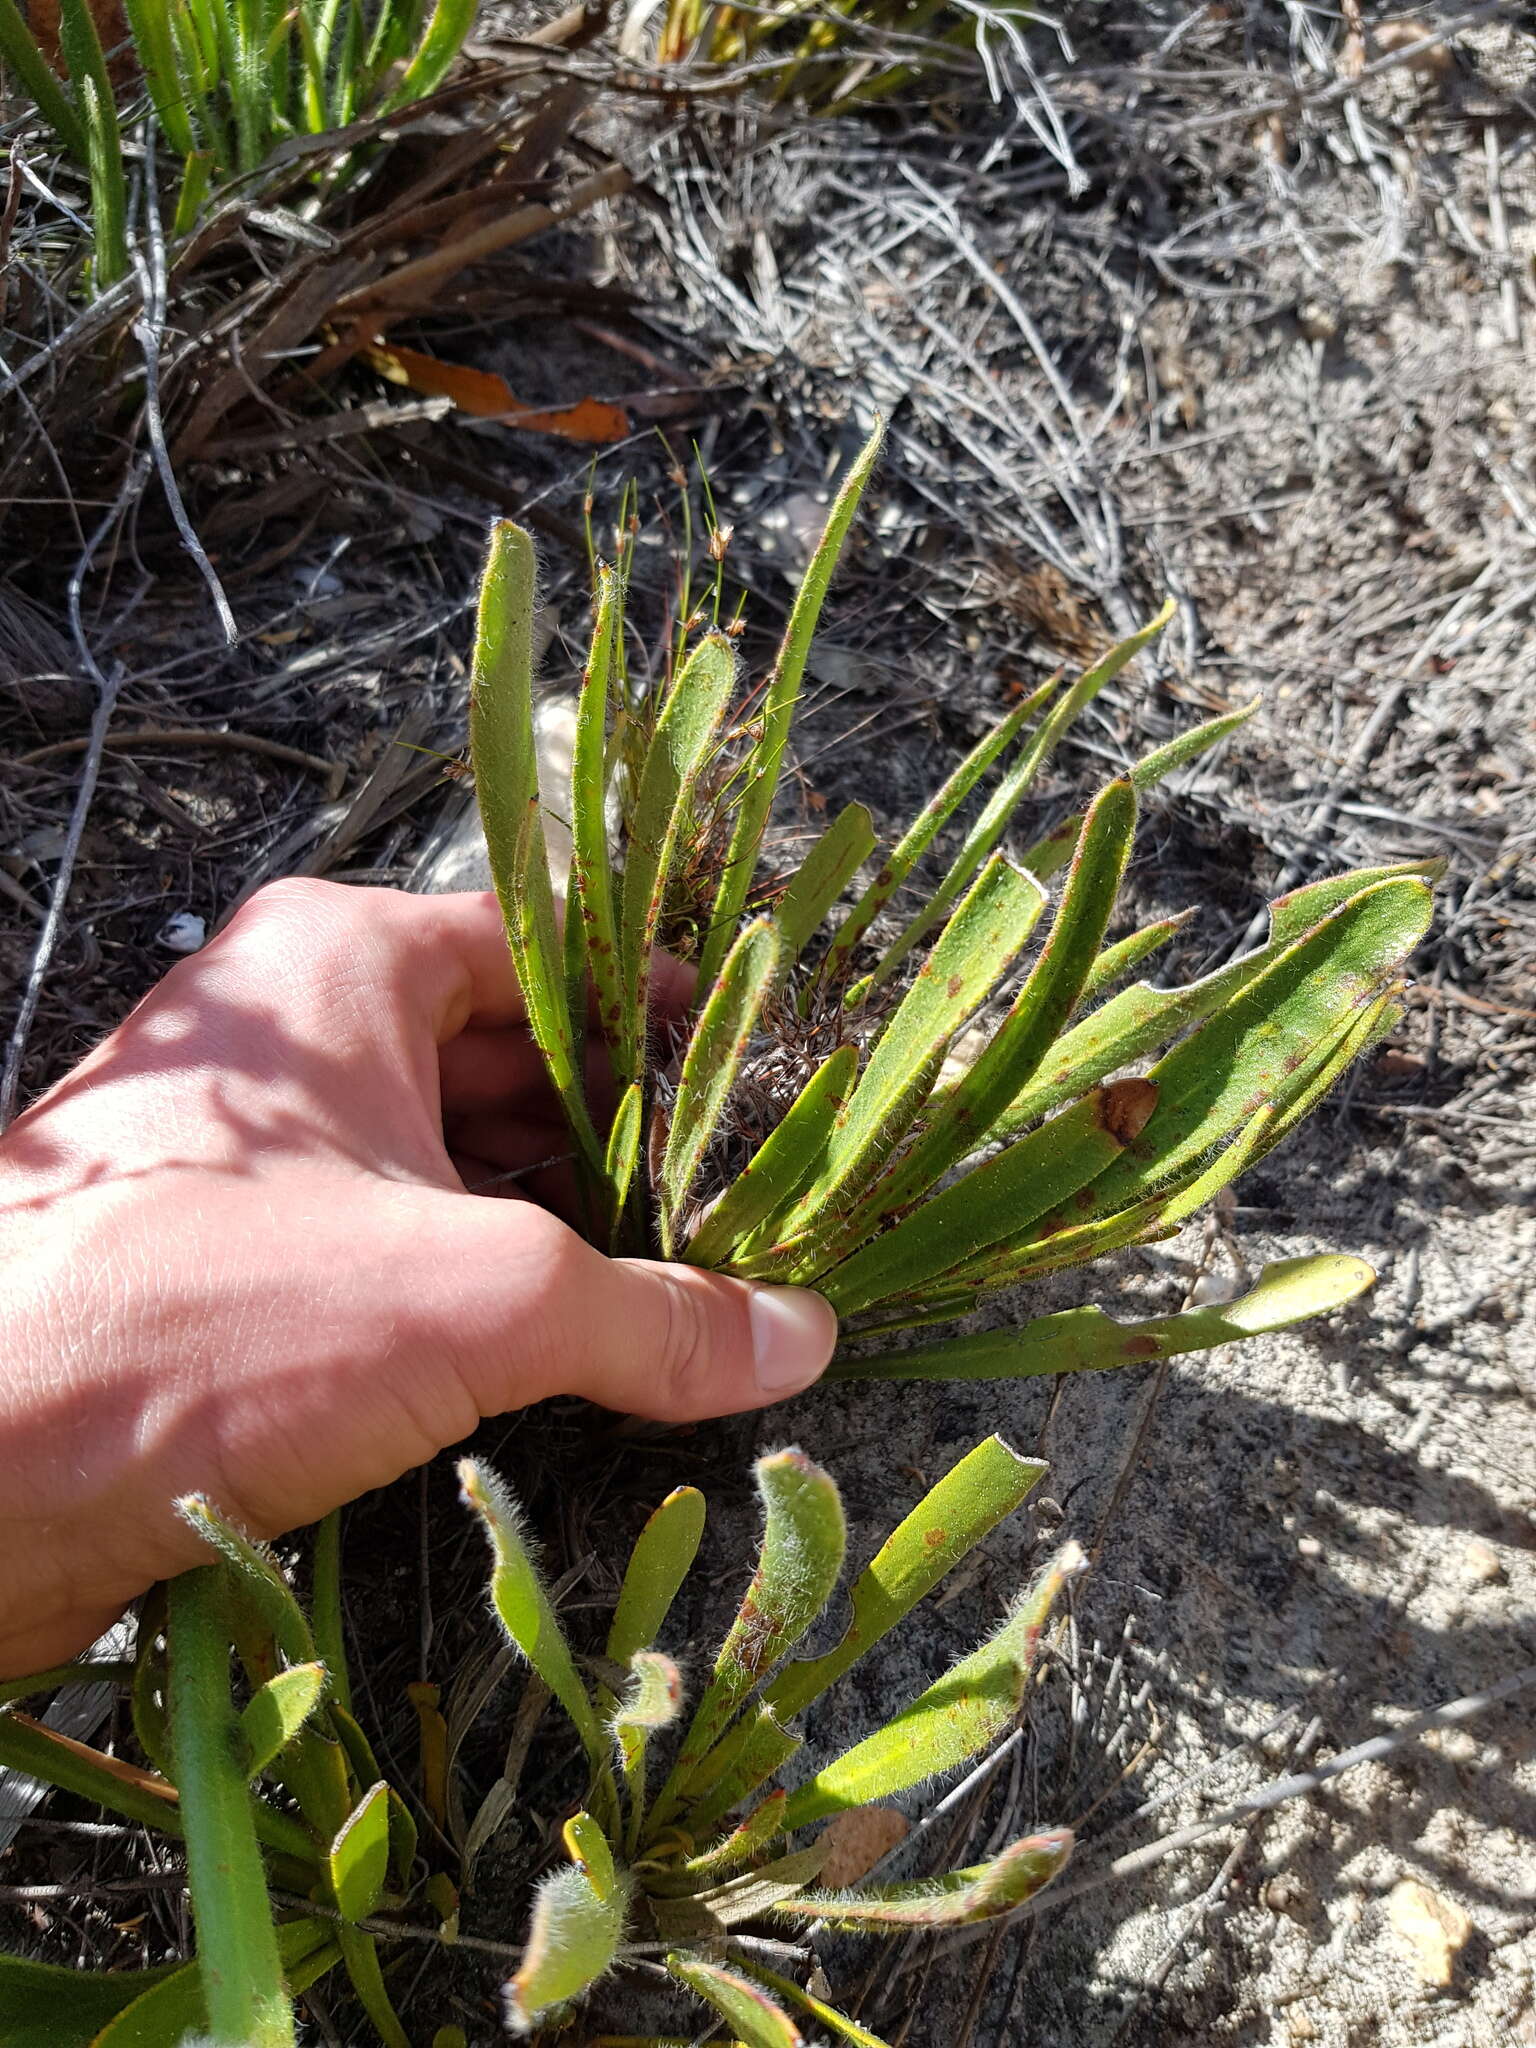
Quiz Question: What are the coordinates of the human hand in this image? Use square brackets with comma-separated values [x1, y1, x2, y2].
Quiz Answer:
[0, 881, 837, 1677]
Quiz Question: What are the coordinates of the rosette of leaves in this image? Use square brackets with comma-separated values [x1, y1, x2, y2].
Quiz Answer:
[470, 419, 1437, 1379]
[460, 1435, 1077, 2044]
[0, 1506, 424, 2048]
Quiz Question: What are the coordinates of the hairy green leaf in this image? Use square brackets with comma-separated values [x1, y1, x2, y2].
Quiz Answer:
[698, 418, 884, 989]
[568, 561, 626, 1064]
[239, 1661, 328, 1779]
[459, 1460, 604, 1769]
[774, 1828, 1072, 1928]
[471, 523, 601, 1169]
[604, 1079, 644, 1247]
[740, 1962, 893, 2047]
[665, 1954, 802, 2048]
[328, 1780, 391, 1923]
[781, 1544, 1083, 1829]
[660, 916, 787, 1254]
[88, 1921, 338, 2048]
[0, 1953, 184, 2048]
[764, 1436, 1045, 1722]
[675, 1705, 801, 1839]
[834, 1253, 1376, 1381]
[655, 1451, 844, 1824]
[620, 631, 736, 1066]
[607, 1485, 707, 1666]
[507, 1862, 630, 2034]
[776, 802, 876, 958]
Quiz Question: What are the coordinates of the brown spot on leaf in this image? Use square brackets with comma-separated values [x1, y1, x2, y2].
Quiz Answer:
[1098, 1077, 1157, 1147]
[1123, 1334, 1162, 1359]
[947, 975, 965, 999]
[924, 1527, 948, 1549]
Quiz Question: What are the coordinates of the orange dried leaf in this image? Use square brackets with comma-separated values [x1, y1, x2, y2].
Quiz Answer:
[365, 340, 628, 442]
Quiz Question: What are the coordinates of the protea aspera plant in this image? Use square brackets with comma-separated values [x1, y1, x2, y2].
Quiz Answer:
[460, 1436, 1076, 2043]
[471, 419, 1437, 1377]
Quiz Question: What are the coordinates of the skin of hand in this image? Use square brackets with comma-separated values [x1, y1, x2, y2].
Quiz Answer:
[0, 880, 838, 1679]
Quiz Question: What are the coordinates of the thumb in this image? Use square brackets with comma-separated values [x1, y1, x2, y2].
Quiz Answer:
[441, 1205, 838, 1423]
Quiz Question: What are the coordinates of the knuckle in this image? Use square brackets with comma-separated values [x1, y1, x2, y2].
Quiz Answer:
[655, 1273, 714, 1416]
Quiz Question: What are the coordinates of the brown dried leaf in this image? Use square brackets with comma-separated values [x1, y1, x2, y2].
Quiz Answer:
[815, 1805, 910, 1888]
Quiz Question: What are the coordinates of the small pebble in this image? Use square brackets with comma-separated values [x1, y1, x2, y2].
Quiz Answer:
[1462, 1537, 1504, 1587]
[158, 912, 206, 954]
[1263, 1871, 1311, 1923]
[1387, 1878, 1472, 1987]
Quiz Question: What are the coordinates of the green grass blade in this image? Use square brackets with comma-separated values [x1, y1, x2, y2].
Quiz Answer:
[618, 630, 736, 1079]
[988, 860, 1442, 1142]
[659, 916, 787, 1255]
[697, 418, 885, 989]
[665, 1955, 801, 2048]
[1064, 877, 1432, 1218]
[122, 0, 201, 154]
[57, 0, 128, 289]
[569, 562, 626, 1063]
[761, 856, 1046, 1262]
[1015, 696, 1258, 885]
[832, 1253, 1376, 1382]
[0, 0, 89, 159]
[781, 1546, 1082, 1830]
[857, 601, 1174, 995]
[773, 1829, 1072, 1930]
[816, 1077, 1156, 1320]
[811, 678, 1059, 1005]
[380, 0, 477, 110]
[842, 778, 1137, 1235]
[168, 1567, 296, 2048]
[775, 801, 875, 959]
[509, 1864, 630, 2033]
[653, 1451, 844, 1828]
[764, 1436, 1045, 1723]
[682, 1044, 858, 1269]
[471, 523, 602, 1170]
[459, 1459, 605, 1771]
[606, 1485, 707, 1665]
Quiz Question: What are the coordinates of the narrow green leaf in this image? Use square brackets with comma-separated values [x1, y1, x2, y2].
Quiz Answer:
[990, 860, 1441, 1142]
[817, 1078, 1156, 1319]
[833, 1253, 1377, 1382]
[121, 0, 200, 154]
[814, 676, 1060, 1001]
[660, 916, 787, 1255]
[471, 523, 602, 1169]
[619, 630, 736, 1074]
[0, 1953, 183, 2047]
[740, 1962, 894, 2048]
[665, 1954, 802, 2048]
[335, 1922, 410, 2048]
[563, 1807, 622, 1901]
[682, 1044, 858, 1269]
[839, 779, 1138, 1238]
[174, 1497, 315, 1669]
[763, 855, 1047, 1261]
[0, 0, 89, 160]
[328, 1780, 391, 1922]
[507, 1864, 630, 2034]
[764, 1436, 1046, 1722]
[775, 802, 876, 957]
[604, 1079, 644, 1248]
[0, 1657, 135, 1710]
[60, 8, 128, 289]
[568, 562, 626, 1063]
[652, 1788, 790, 1889]
[675, 1705, 801, 1839]
[612, 1651, 682, 1845]
[380, 0, 477, 108]
[781, 1544, 1084, 1830]
[168, 1566, 295, 2048]
[1079, 908, 1196, 1003]
[861, 601, 1174, 992]
[459, 1459, 605, 1769]
[240, 1661, 328, 1779]
[654, 1453, 843, 1827]
[1016, 697, 1259, 885]
[652, 1846, 826, 1937]
[1066, 877, 1432, 1219]
[697, 417, 885, 989]
[773, 1828, 1073, 1929]
[88, 1922, 338, 2048]
[606, 1485, 707, 1665]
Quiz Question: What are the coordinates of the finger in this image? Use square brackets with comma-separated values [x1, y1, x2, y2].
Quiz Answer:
[415, 1197, 837, 1424]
